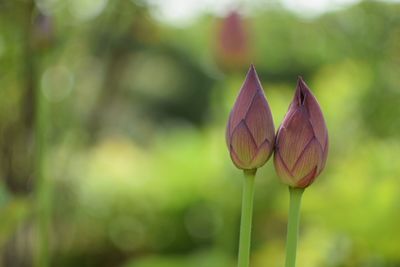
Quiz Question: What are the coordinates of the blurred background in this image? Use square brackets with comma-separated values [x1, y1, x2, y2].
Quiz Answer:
[1, 0, 400, 266]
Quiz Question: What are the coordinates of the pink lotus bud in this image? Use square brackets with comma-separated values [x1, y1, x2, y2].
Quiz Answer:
[226, 65, 275, 170]
[274, 77, 329, 188]
[215, 11, 250, 70]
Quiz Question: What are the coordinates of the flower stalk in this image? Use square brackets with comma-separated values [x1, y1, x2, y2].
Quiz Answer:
[226, 65, 275, 267]
[237, 169, 257, 267]
[285, 187, 304, 267]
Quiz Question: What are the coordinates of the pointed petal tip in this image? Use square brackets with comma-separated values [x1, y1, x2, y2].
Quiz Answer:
[297, 76, 311, 92]
[296, 76, 306, 89]
[294, 76, 312, 106]
[242, 63, 263, 93]
[247, 63, 256, 75]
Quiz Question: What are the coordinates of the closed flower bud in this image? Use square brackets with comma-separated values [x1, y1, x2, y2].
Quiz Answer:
[274, 77, 328, 188]
[226, 65, 275, 170]
[215, 11, 250, 70]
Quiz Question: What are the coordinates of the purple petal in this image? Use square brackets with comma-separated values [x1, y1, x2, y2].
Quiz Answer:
[276, 109, 314, 169]
[229, 65, 264, 133]
[292, 77, 308, 107]
[245, 92, 275, 146]
[274, 151, 295, 187]
[230, 148, 246, 169]
[319, 139, 329, 174]
[298, 77, 328, 149]
[291, 139, 323, 180]
[230, 121, 257, 167]
[296, 167, 317, 188]
[250, 140, 273, 168]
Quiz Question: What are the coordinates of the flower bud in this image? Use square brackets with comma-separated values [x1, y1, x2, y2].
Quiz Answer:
[274, 77, 328, 188]
[215, 11, 250, 70]
[226, 65, 275, 170]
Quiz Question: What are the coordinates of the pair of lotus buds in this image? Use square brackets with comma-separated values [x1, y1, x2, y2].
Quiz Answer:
[226, 65, 329, 188]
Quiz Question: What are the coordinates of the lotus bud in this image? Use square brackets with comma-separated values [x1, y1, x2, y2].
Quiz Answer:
[274, 77, 329, 188]
[215, 11, 250, 70]
[226, 65, 275, 170]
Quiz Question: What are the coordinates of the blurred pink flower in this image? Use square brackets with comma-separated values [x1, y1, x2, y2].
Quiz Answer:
[215, 11, 250, 70]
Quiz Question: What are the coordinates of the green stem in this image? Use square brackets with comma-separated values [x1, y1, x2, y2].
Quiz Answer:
[285, 187, 304, 267]
[237, 169, 256, 267]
